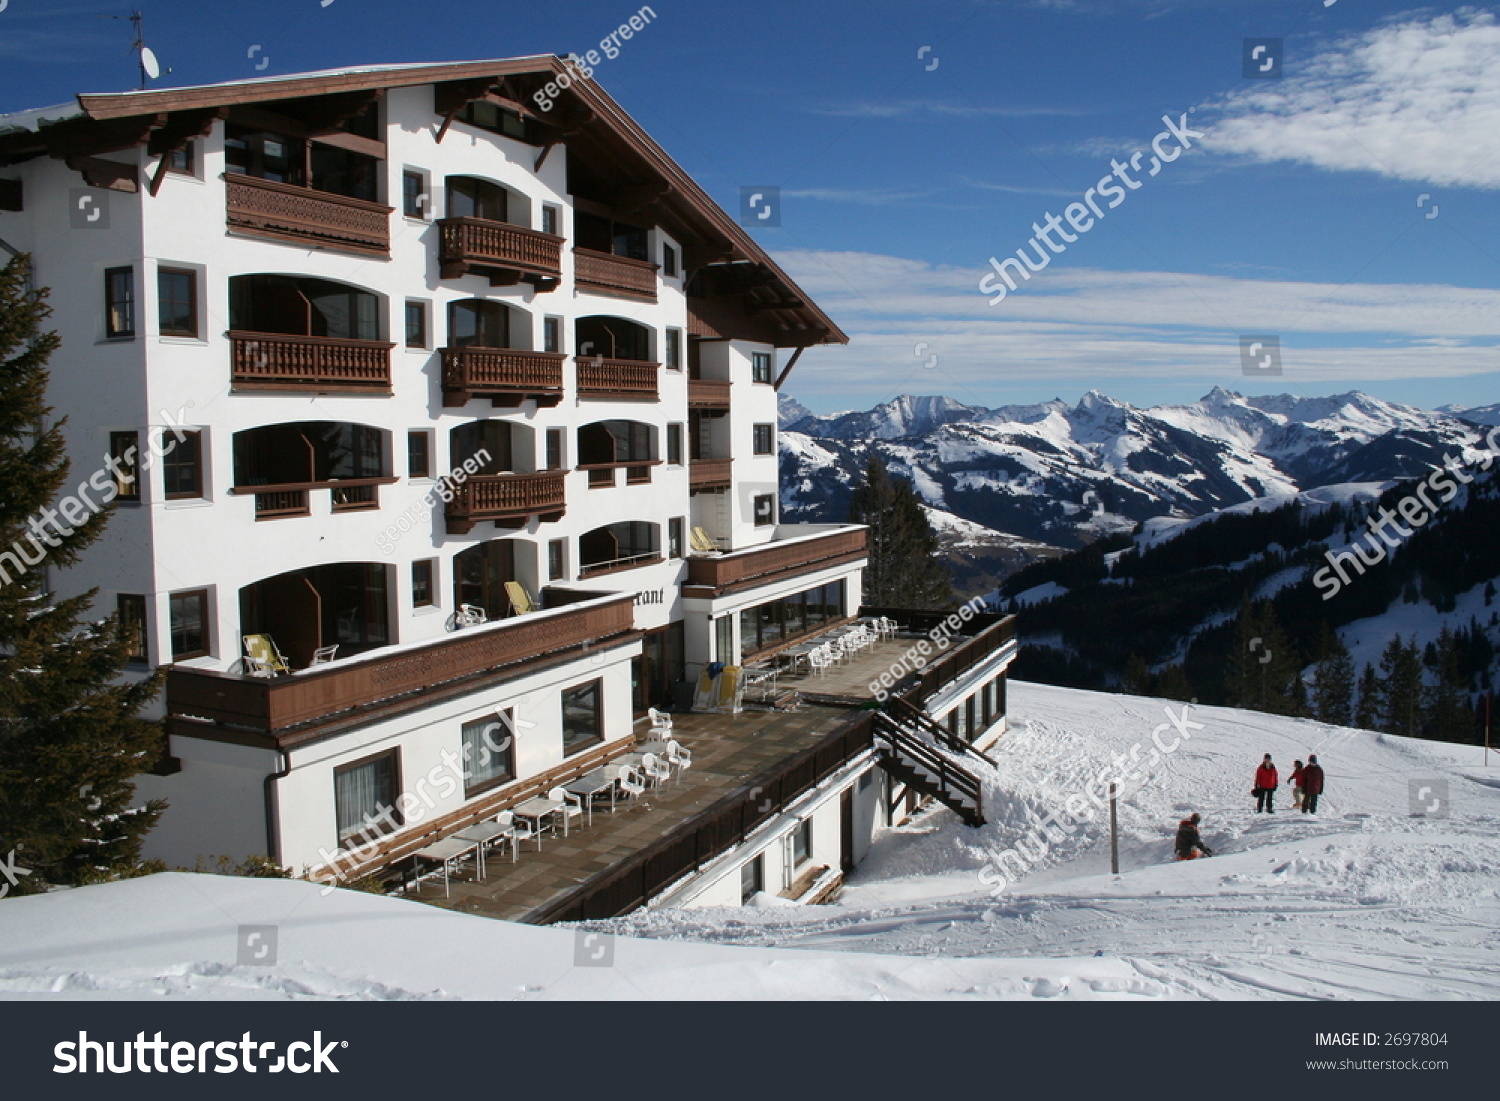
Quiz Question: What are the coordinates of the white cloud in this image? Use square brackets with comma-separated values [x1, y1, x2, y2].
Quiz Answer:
[772, 248, 1500, 404]
[1204, 10, 1500, 189]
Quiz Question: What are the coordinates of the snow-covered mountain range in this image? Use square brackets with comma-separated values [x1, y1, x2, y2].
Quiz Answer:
[780, 388, 1491, 556]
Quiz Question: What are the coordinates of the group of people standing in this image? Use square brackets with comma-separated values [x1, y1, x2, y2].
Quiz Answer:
[1253, 753, 1324, 814]
[1174, 753, 1327, 861]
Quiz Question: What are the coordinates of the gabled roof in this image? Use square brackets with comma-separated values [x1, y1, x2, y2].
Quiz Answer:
[0, 56, 846, 348]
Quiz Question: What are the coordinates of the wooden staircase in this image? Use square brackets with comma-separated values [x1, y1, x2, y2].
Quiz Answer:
[873, 709, 986, 827]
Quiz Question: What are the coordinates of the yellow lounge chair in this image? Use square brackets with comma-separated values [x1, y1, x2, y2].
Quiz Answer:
[505, 581, 538, 616]
[242, 633, 290, 676]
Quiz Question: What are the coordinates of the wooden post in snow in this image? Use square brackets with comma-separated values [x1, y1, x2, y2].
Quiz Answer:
[1109, 782, 1119, 875]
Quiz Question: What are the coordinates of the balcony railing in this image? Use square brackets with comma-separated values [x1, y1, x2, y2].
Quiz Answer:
[577, 551, 663, 578]
[686, 526, 868, 594]
[166, 593, 637, 738]
[234, 477, 399, 520]
[442, 347, 566, 408]
[229, 331, 393, 393]
[576, 357, 659, 401]
[687, 379, 731, 408]
[573, 247, 659, 301]
[224, 173, 391, 256]
[438, 217, 564, 286]
[445, 471, 567, 534]
[689, 457, 732, 491]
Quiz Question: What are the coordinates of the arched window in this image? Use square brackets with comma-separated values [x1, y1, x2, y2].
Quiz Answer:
[445, 176, 529, 224]
[575, 316, 652, 362]
[229, 274, 381, 340]
[233, 422, 388, 486]
[240, 562, 390, 669]
[453, 540, 518, 620]
[578, 521, 659, 575]
[448, 299, 512, 349]
[450, 421, 515, 475]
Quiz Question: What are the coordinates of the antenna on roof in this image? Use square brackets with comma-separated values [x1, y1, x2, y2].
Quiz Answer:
[105, 9, 170, 90]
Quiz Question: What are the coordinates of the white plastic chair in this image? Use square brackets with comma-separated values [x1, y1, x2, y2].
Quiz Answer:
[546, 787, 584, 835]
[456, 604, 488, 627]
[808, 647, 832, 677]
[665, 740, 693, 781]
[611, 764, 646, 801]
[647, 706, 674, 734]
[497, 809, 538, 853]
[310, 644, 339, 666]
[641, 753, 671, 790]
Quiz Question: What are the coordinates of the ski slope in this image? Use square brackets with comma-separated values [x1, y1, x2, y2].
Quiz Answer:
[606, 682, 1500, 1000]
[0, 683, 1494, 1000]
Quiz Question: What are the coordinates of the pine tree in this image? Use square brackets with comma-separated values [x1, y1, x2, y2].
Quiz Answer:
[847, 452, 953, 609]
[1155, 664, 1195, 704]
[1123, 653, 1151, 695]
[1226, 599, 1299, 714]
[1422, 627, 1477, 744]
[0, 255, 165, 894]
[1377, 636, 1423, 738]
[1311, 627, 1355, 725]
[1354, 663, 1381, 729]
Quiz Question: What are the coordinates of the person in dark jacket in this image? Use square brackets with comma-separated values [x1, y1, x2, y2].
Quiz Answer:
[1290, 759, 1306, 809]
[1254, 754, 1279, 813]
[1301, 755, 1325, 813]
[1175, 813, 1212, 860]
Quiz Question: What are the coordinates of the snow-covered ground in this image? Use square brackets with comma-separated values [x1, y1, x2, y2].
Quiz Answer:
[1, 682, 1495, 1000]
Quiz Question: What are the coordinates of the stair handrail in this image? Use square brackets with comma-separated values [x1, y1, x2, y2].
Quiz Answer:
[887, 695, 997, 766]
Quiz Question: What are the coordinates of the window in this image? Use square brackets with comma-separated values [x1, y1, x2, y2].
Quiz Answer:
[751, 351, 773, 384]
[104, 267, 135, 338]
[166, 143, 195, 176]
[753, 493, 775, 526]
[407, 431, 432, 479]
[117, 594, 148, 665]
[548, 538, 566, 581]
[334, 751, 400, 847]
[456, 100, 531, 141]
[561, 679, 602, 757]
[162, 430, 203, 500]
[545, 428, 564, 470]
[715, 616, 734, 664]
[574, 211, 649, 260]
[411, 559, 435, 607]
[108, 431, 140, 502]
[405, 301, 428, 349]
[738, 581, 846, 655]
[543, 316, 561, 354]
[792, 819, 812, 866]
[662, 243, 678, 277]
[402, 171, 427, 219]
[541, 205, 560, 236]
[668, 517, 684, 559]
[664, 329, 682, 371]
[740, 854, 764, 904]
[666, 423, 683, 466]
[753, 424, 774, 455]
[157, 267, 197, 337]
[168, 589, 209, 660]
[461, 713, 515, 797]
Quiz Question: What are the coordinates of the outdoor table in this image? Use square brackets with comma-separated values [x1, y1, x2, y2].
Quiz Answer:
[563, 772, 617, 825]
[412, 836, 478, 898]
[638, 739, 670, 756]
[513, 794, 567, 839]
[453, 820, 516, 878]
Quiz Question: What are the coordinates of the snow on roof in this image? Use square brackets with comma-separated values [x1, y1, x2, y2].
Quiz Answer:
[0, 101, 83, 134]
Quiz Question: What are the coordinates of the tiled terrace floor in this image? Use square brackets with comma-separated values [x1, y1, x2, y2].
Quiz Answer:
[764, 635, 929, 703]
[412, 703, 856, 921]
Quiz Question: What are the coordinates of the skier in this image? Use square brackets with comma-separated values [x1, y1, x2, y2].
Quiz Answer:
[1301, 755, 1324, 814]
[1290, 759, 1306, 810]
[1174, 812, 1212, 860]
[1254, 753, 1278, 813]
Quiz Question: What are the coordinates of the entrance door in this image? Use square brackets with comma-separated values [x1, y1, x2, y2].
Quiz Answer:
[840, 789, 856, 874]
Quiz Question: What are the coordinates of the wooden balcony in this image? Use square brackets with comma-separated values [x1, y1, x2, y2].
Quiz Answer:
[573, 247, 659, 302]
[442, 347, 566, 408]
[685, 526, 868, 596]
[576, 357, 659, 401]
[166, 593, 637, 742]
[445, 471, 567, 534]
[689, 457, 732, 492]
[438, 217, 563, 287]
[229, 331, 393, 393]
[687, 378, 731, 409]
[224, 173, 391, 256]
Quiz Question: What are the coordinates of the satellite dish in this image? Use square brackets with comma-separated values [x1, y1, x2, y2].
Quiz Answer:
[140, 46, 161, 80]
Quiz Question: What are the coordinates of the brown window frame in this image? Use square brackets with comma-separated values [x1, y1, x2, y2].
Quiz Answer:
[162, 430, 203, 500]
[461, 713, 517, 798]
[548, 538, 566, 581]
[108, 430, 141, 502]
[105, 266, 135, 338]
[411, 558, 436, 607]
[407, 430, 432, 479]
[117, 593, 149, 665]
[168, 588, 210, 660]
[752, 423, 774, 455]
[560, 678, 603, 757]
[404, 300, 428, 349]
[157, 267, 198, 338]
[334, 748, 402, 849]
[753, 493, 775, 527]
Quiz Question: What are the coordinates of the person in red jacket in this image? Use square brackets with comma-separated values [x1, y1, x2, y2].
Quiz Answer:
[1301, 755, 1325, 814]
[1254, 753, 1279, 813]
[1290, 759, 1306, 809]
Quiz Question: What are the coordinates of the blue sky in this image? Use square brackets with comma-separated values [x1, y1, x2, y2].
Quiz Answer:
[2, 0, 1497, 415]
